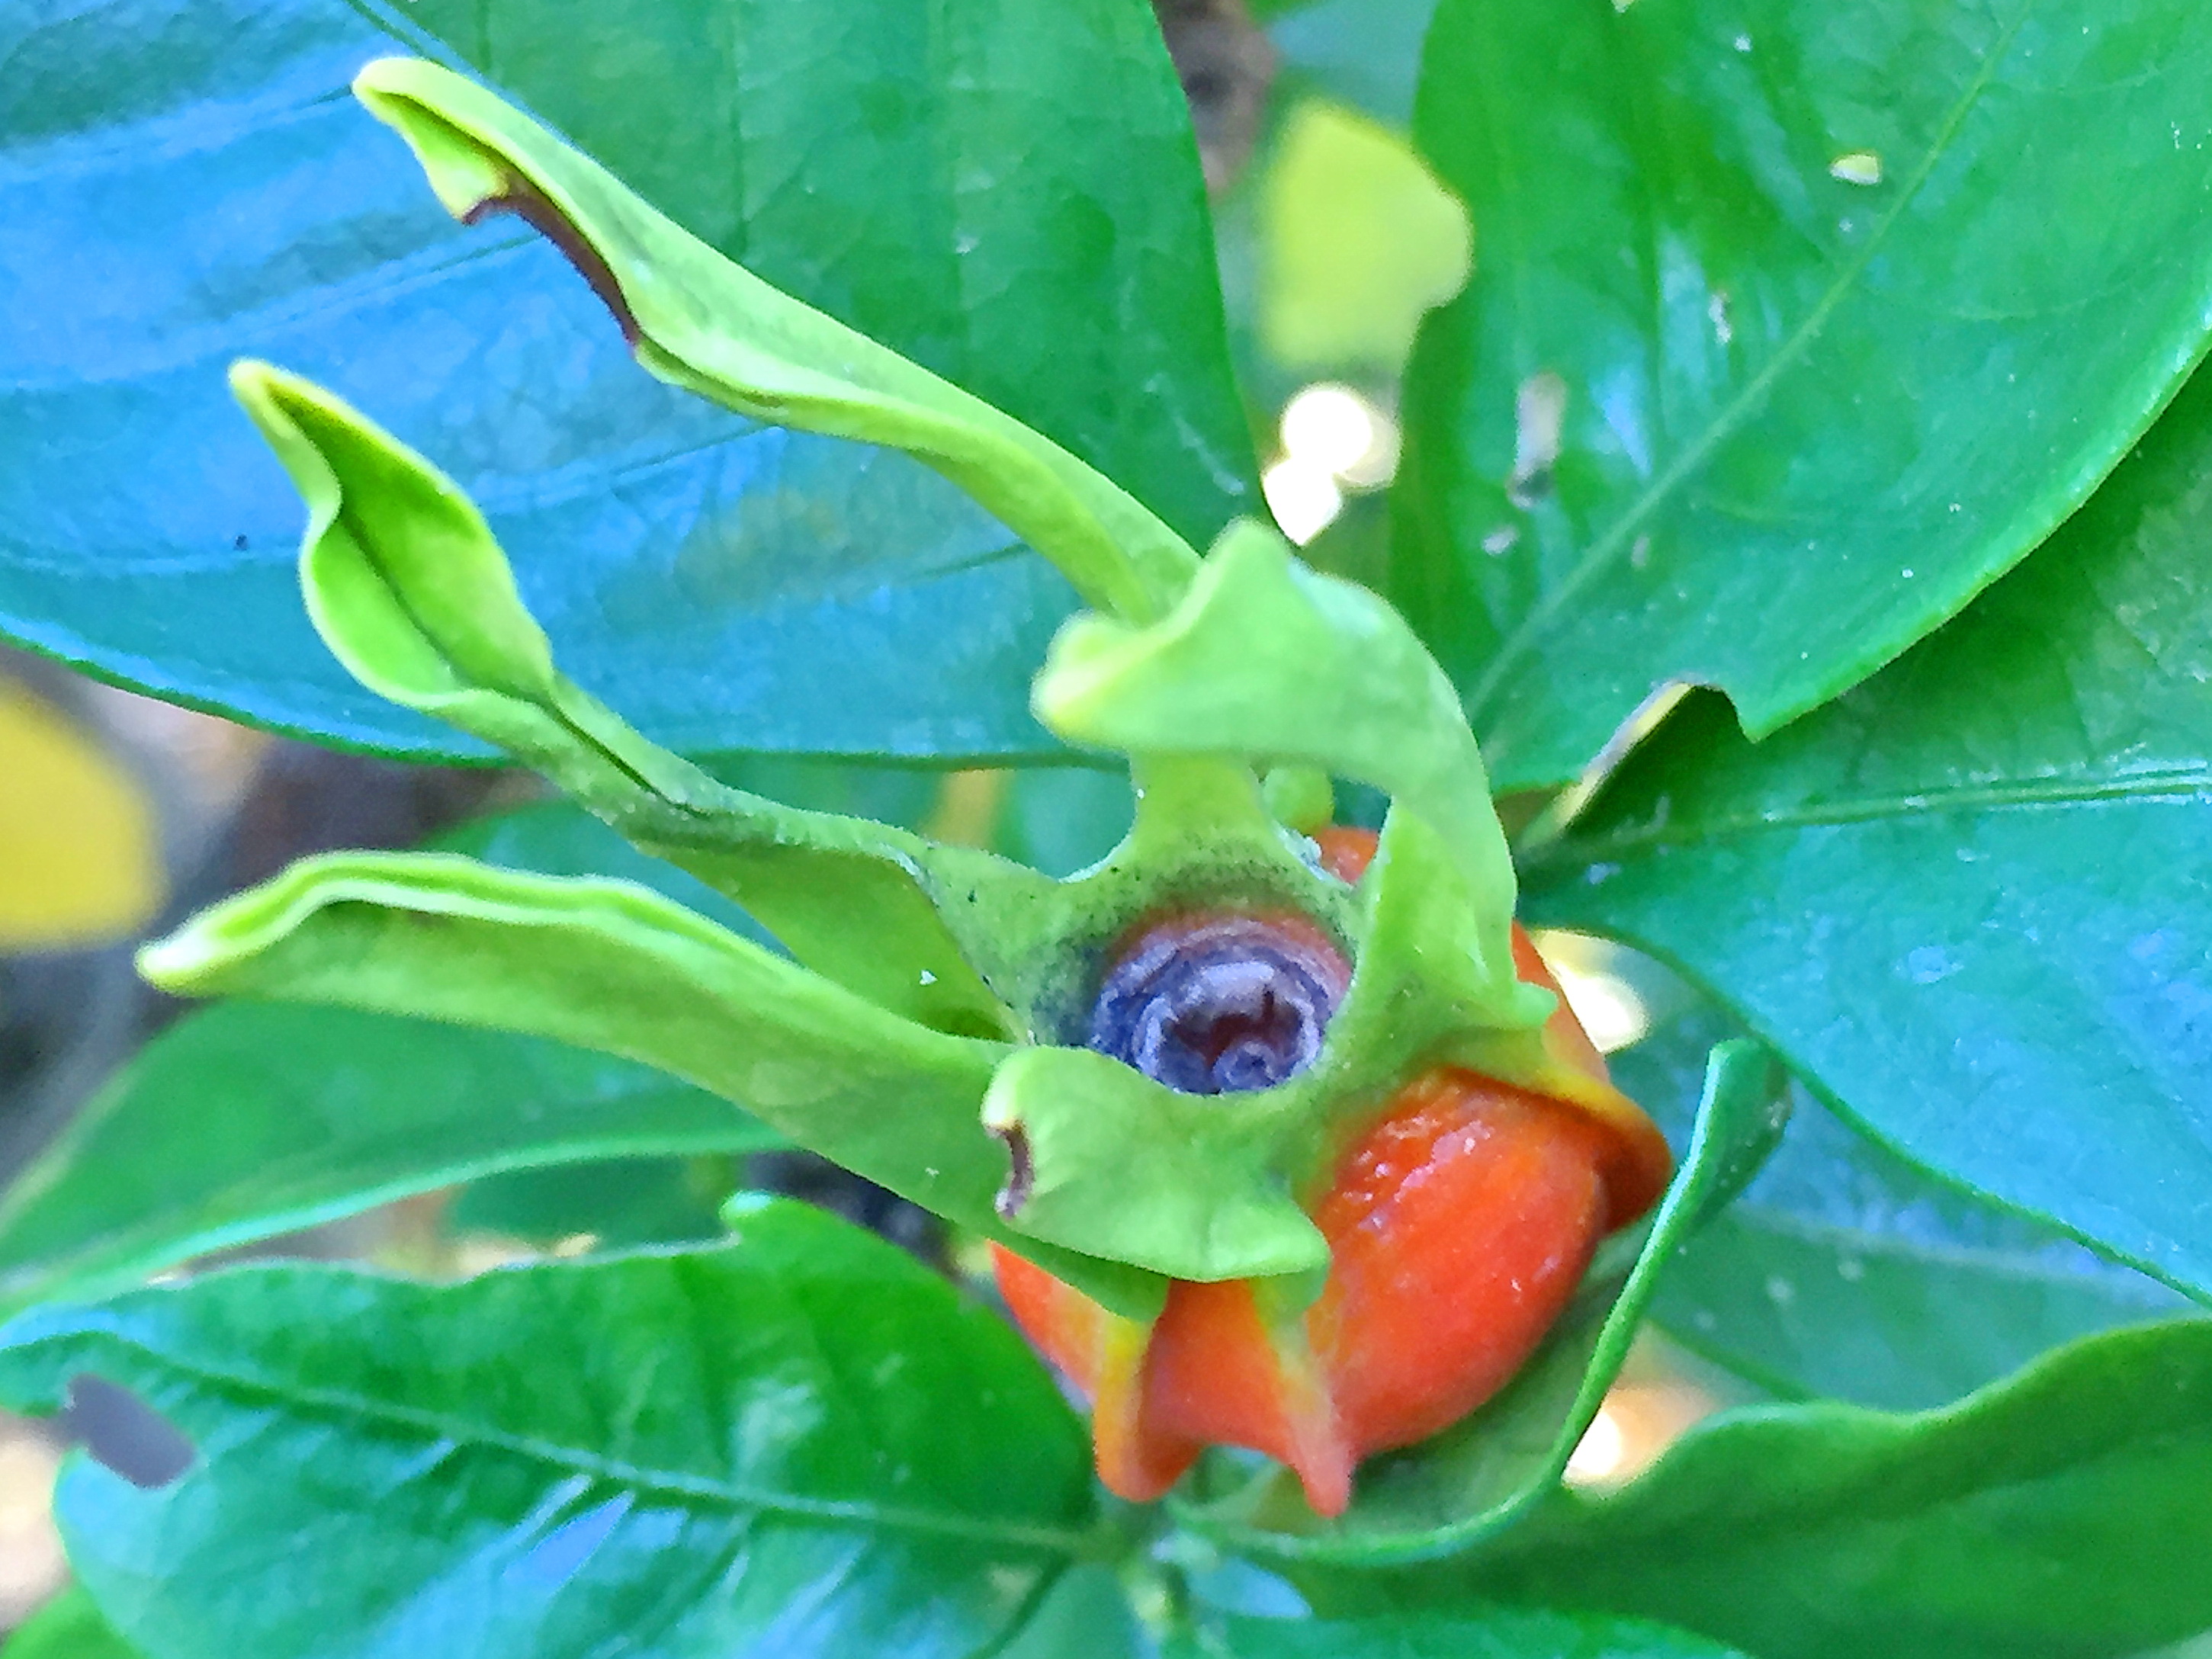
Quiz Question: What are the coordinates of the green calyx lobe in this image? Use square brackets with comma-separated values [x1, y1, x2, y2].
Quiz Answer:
[349, 56, 1199, 628]
[996, 522, 1611, 1290]
[230, 358, 1034, 1044]
[169, 58, 1580, 1304]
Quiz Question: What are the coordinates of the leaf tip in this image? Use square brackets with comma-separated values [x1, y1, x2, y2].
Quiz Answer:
[225, 357, 314, 446]
[349, 56, 477, 132]
[135, 924, 218, 996]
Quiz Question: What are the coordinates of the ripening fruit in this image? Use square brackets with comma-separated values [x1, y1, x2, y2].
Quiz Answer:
[993, 826, 1669, 1516]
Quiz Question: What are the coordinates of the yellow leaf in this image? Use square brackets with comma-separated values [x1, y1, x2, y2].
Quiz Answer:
[1261, 98, 1474, 373]
[0, 680, 165, 949]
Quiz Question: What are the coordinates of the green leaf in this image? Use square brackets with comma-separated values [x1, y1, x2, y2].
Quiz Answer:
[229, 360, 1036, 1039]
[1395, 0, 2212, 790]
[2, 0, 1251, 761]
[1347, 1319, 2212, 1659]
[995, 1566, 1151, 1659]
[1180, 1608, 1750, 1659]
[137, 847, 1161, 1317]
[1173, 1038, 1783, 1562]
[1611, 1006, 2192, 1410]
[447, 1156, 741, 1248]
[0, 1206, 1100, 1659]
[0, 1005, 776, 1324]
[1522, 355, 2212, 1302]
[2, 1591, 142, 1659]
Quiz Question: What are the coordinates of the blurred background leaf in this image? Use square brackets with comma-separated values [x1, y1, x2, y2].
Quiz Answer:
[1259, 100, 1469, 375]
[2, 1589, 140, 1659]
[0, 684, 161, 954]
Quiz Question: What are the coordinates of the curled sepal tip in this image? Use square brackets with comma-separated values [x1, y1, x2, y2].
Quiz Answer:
[349, 55, 1197, 626]
[1033, 519, 1526, 1006]
[228, 359, 1032, 1041]
[229, 359, 559, 721]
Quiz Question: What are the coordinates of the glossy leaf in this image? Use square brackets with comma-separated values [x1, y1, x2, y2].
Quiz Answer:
[0, 0, 1252, 760]
[1348, 1319, 2212, 1659]
[1611, 1007, 2192, 1410]
[1180, 1608, 1749, 1659]
[2, 1591, 141, 1659]
[1174, 1038, 1783, 1562]
[1395, 0, 2212, 790]
[1523, 358, 2212, 1301]
[0, 1205, 1100, 1659]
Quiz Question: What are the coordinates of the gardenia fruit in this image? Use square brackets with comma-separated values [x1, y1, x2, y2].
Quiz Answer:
[993, 826, 1670, 1516]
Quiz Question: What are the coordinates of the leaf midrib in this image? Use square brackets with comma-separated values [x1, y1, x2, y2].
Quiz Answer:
[1462, 0, 2038, 731]
[1530, 765, 2211, 868]
[1715, 1204, 2182, 1298]
[55, 1331, 1094, 1555]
